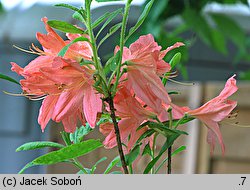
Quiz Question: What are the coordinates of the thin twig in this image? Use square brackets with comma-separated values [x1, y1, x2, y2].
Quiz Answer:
[167, 146, 172, 174]
[167, 108, 173, 174]
[106, 94, 129, 174]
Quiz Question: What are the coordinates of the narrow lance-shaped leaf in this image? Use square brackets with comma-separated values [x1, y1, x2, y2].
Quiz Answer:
[18, 162, 37, 174]
[98, 23, 122, 49]
[126, 144, 140, 166]
[0, 73, 20, 85]
[73, 11, 85, 23]
[32, 139, 103, 165]
[211, 13, 245, 48]
[91, 157, 107, 174]
[92, 12, 112, 29]
[125, 0, 155, 41]
[18, 160, 71, 174]
[77, 168, 91, 174]
[96, 8, 123, 38]
[136, 129, 155, 144]
[142, 143, 153, 157]
[48, 20, 85, 34]
[104, 156, 120, 174]
[54, 3, 80, 12]
[104, 50, 121, 76]
[70, 124, 93, 144]
[16, 141, 65, 152]
[143, 134, 180, 174]
[58, 36, 89, 57]
[146, 121, 188, 138]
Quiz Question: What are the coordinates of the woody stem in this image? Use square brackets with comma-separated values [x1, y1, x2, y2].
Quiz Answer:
[168, 108, 173, 174]
[167, 146, 172, 174]
[106, 94, 129, 174]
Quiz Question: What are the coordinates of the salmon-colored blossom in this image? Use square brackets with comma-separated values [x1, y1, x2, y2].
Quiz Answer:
[100, 86, 155, 152]
[184, 75, 238, 154]
[11, 17, 101, 132]
[116, 34, 184, 113]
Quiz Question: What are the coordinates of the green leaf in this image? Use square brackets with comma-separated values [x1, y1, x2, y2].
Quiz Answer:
[16, 141, 65, 152]
[73, 11, 85, 23]
[19, 160, 72, 174]
[58, 36, 89, 57]
[143, 134, 179, 174]
[126, 145, 140, 166]
[142, 143, 152, 157]
[146, 0, 168, 23]
[98, 23, 122, 49]
[78, 168, 91, 174]
[70, 124, 93, 144]
[182, 9, 212, 46]
[92, 12, 112, 29]
[18, 162, 37, 174]
[211, 13, 245, 48]
[125, 0, 155, 41]
[104, 51, 121, 75]
[47, 20, 85, 34]
[146, 121, 188, 138]
[91, 157, 107, 174]
[0, 73, 20, 85]
[155, 145, 186, 173]
[54, 3, 80, 12]
[96, 8, 122, 38]
[210, 29, 227, 55]
[174, 116, 194, 128]
[136, 129, 155, 144]
[32, 139, 103, 165]
[104, 156, 120, 174]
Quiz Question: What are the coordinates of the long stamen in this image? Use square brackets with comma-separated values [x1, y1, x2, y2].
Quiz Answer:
[31, 43, 45, 54]
[221, 121, 250, 128]
[3, 90, 47, 100]
[13, 45, 43, 55]
[168, 78, 195, 86]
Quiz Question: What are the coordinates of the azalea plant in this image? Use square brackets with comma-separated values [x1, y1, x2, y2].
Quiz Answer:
[0, 0, 240, 174]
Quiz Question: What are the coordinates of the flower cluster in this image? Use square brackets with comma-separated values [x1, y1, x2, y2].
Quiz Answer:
[11, 17, 102, 133]
[11, 17, 238, 155]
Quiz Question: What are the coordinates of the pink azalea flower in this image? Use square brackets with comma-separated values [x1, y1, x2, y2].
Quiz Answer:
[37, 17, 93, 61]
[100, 86, 155, 152]
[184, 75, 238, 154]
[115, 34, 184, 113]
[10, 17, 101, 132]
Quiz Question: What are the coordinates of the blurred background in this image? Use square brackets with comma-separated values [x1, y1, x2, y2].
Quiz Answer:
[0, 0, 250, 174]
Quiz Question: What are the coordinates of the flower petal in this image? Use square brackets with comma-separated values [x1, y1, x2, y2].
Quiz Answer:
[38, 95, 58, 132]
[52, 87, 84, 122]
[201, 117, 225, 155]
[61, 113, 78, 133]
[83, 86, 102, 128]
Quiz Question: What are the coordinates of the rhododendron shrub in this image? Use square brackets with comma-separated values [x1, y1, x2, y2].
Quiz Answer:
[0, 0, 240, 174]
